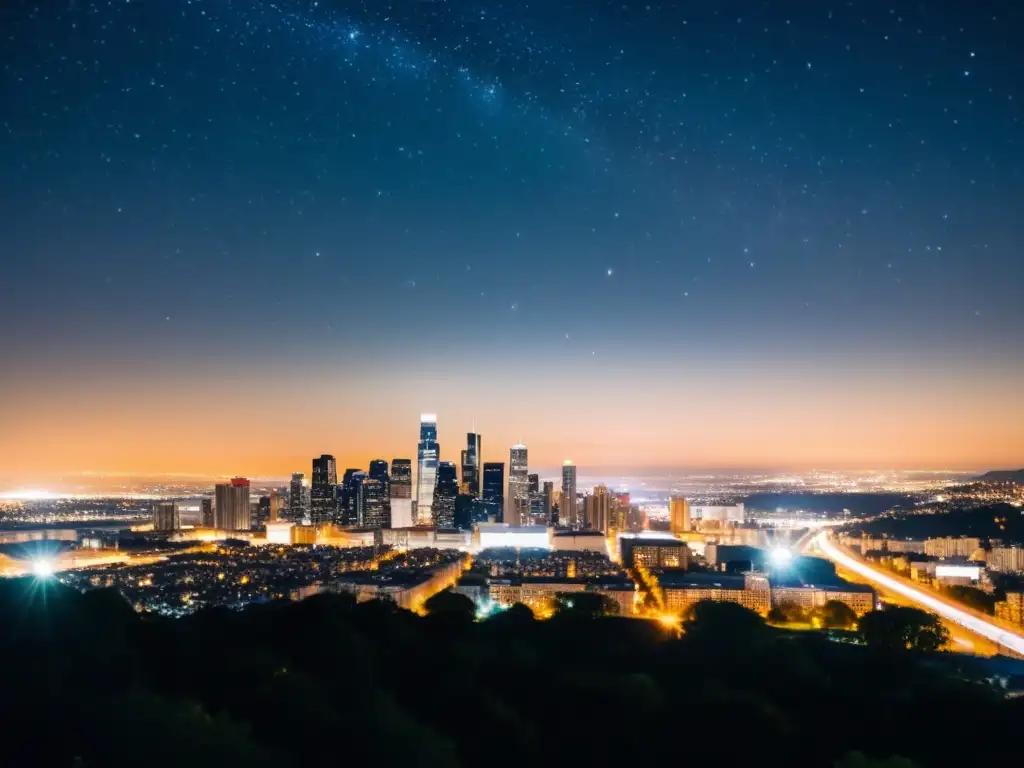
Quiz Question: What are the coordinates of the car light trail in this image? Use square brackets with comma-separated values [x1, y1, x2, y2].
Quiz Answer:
[815, 533, 1024, 655]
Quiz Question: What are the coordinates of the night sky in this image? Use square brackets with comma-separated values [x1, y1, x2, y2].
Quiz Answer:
[1, 0, 1022, 479]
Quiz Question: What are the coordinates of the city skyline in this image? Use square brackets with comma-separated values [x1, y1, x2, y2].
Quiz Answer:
[2, 1, 1022, 483]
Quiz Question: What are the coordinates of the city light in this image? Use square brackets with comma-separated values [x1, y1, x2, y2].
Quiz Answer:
[31, 558, 55, 578]
[769, 547, 793, 568]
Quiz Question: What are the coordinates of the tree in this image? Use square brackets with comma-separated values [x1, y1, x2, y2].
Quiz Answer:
[942, 585, 995, 615]
[553, 591, 618, 617]
[858, 606, 949, 652]
[813, 599, 858, 629]
[422, 589, 476, 620]
[768, 600, 810, 624]
[683, 599, 768, 642]
[835, 750, 918, 768]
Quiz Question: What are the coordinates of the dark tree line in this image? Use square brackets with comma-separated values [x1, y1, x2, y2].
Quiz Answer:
[0, 578, 1016, 768]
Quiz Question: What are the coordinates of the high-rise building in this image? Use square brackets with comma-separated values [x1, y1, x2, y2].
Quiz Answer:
[215, 477, 251, 531]
[542, 481, 554, 524]
[528, 473, 539, 494]
[585, 485, 610, 533]
[432, 461, 459, 528]
[269, 490, 286, 523]
[289, 473, 306, 521]
[369, 459, 391, 527]
[461, 432, 482, 497]
[255, 495, 271, 528]
[561, 460, 578, 528]
[482, 462, 505, 522]
[357, 476, 388, 528]
[153, 501, 179, 531]
[507, 443, 529, 526]
[416, 414, 439, 524]
[389, 458, 414, 528]
[339, 468, 361, 525]
[611, 491, 631, 531]
[669, 497, 691, 534]
[201, 497, 214, 527]
[311, 454, 338, 525]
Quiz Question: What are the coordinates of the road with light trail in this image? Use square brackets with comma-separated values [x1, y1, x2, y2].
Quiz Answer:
[813, 532, 1024, 656]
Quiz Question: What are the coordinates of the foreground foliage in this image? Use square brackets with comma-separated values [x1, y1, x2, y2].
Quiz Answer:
[0, 578, 1015, 767]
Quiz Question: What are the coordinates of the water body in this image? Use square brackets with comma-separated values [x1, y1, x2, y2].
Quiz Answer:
[743, 493, 915, 517]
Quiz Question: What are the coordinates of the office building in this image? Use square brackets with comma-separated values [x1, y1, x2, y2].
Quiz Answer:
[255, 495, 271, 528]
[610, 491, 631, 531]
[655, 572, 771, 617]
[482, 462, 505, 522]
[432, 461, 459, 528]
[172, 498, 205, 527]
[528, 473, 539, 494]
[289, 473, 306, 521]
[690, 504, 745, 525]
[770, 582, 876, 617]
[153, 501, 179, 532]
[996, 593, 1024, 627]
[311, 454, 338, 525]
[669, 497, 691, 534]
[585, 485, 611, 533]
[416, 414, 439, 524]
[461, 432, 482, 497]
[620, 536, 689, 569]
[561, 460, 578, 528]
[357, 476, 388, 528]
[925, 537, 982, 559]
[201, 497, 214, 527]
[988, 547, 1024, 574]
[269, 490, 286, 523]
[542, 481, 554, 524]
[369, 459, 390, 527]
[507, 443, 529, 526]
[338, 468, 361, 525]
[389, 458, 414, 529]
[214, 477, 251, 532]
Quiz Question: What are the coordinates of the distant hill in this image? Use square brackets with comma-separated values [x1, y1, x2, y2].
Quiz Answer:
[840, 503, 1023, 543]
[976, 469, 1024, 484]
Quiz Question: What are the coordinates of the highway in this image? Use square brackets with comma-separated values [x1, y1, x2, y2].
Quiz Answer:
[814, 532, 1024, 656]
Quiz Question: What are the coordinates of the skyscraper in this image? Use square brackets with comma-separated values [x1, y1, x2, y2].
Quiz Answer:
[461, 432, 482, 497]
[669, 497, 691, 534]
[357, 476, 387, 528]
[201, 497, 214, 527]
[561, 460, 578, 528]
[507, 443, 529, 526]
[432, 461, 459, 528]
[482, 462, 505, 522]
[215, 477, 251, 531]
[339, 468, 362, 525]
[311, 454, 338, 525]
[152, 501, 179, 531]
[542, 481, 554, 524]
[269, 490, 286, 522]
[368, 459, 391, 528]
[586, 485, 610, 533]
[390, 458, 414, 528]
[528, 473, 539, 494]
[416, 413, 439, 524]
[289, 472, 306, 521]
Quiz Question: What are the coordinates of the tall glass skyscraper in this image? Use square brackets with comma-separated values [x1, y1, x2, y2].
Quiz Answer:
[368, 459, 391, 528]
[214, 477, 251, 531]
[416, 413, 439, 524]
[460, 432, 482, 497]
[289, 472, 305, 521]
[311, 454, 338, 525]
[561, 460, 578, 528]
[507, 443, 529, 526]
[389, 458, 414, 528]
[432, 461, 458, 528]
[482, 461, 505, 523]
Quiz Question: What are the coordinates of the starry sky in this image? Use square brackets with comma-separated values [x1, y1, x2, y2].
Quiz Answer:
[1, 0, 1022, 482]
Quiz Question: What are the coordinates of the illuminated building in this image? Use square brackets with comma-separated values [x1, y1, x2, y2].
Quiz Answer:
[269, 490, 286, 522]
[173, 498, 205, 526]
[357, 477, 387, 528]
[988, 546, 1024, 574]
[255, 495, 271, 528]
[910, 559, 984, 586]
[289, 472, 306, 520]
[507, 443, 529, 526]
[620, 535, 689, 569]
[311, 454, 338, 525]
[416, 414, 439, 524]
[265, 521, 295, 545]
[669, 497, 691, 534]
[201, 497, 214, 527]
[584, 485, 610, 533]
[389, 458, 414, 528]
[690, 504, 745, 525]
[487, 577, 636, 616]
[461, 432, 482, 497]
[214, 477, 251, 531]
[432, 461, 459, 528]
[368, 459, 391, 527]
[528, 473, 539, 494]
[482, 462, 505, 522]
[656, 572, 771, 616]
[475, 523, 551, 550]
[924, 536, 983, 559]
[561, 460, 578, 528]
[377, 526, 471, 550]
[339, 469, 363, 525]
[610, 491, 630, 531]
[551, 530, 607, 553]
[542, 481, 554, 524]
[770, 582, 875, 616]
[152, 501, 179, 532]
[995, 593, 1024, 627]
